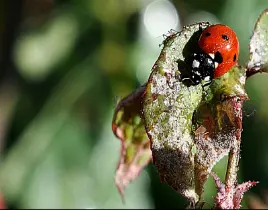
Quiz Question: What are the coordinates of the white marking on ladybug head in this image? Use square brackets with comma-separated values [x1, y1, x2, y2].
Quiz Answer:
[204, 76, 210, 82]
[195, 71, 201, 76]
[209, 53, 215, 59]
[192, 60, 200, 68]
[214, 62, 219, 69]
[207, 59, 213, 65]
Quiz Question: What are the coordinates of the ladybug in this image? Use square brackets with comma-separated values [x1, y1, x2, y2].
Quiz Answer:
[184, 24, 239, 86]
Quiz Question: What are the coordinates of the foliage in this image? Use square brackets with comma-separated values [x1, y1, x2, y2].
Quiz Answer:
[112, 9, 268, 209]
[2, 0, 268, 209]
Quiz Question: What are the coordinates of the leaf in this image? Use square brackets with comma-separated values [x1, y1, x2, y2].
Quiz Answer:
[193, 66, 248, 197]
[142, 22, 209, 203]
[112, 85, 152, 200]
[142, 22, 248, 204]
[247, 9, 268, 77]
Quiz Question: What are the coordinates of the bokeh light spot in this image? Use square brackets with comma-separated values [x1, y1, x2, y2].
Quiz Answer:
[143, 0, 179, 37]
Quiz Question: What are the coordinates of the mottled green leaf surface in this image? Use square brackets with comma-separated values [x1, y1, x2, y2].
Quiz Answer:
[248, 9, 268, 75]
[192, 66, 248, 199]
[193, 92, 246, 197]
[142, 23, 247, 203]
[142, 23, 207, 203]
[112, 85, 152, 199]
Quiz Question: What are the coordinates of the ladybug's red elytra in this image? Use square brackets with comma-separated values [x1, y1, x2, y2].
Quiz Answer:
[198, 24, 239, 78]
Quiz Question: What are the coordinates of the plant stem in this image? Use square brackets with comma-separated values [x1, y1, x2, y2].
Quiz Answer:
[225, 140, 241, 189]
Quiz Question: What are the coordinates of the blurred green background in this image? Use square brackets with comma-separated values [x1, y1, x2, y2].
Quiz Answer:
[1, 0, 268, 208]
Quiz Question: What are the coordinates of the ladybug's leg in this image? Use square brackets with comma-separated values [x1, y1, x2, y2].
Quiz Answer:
[181, 77, 198, 86]
[202, 79, 212, 89]
[181, 69, 202, 86]
[188, 69, 202, 86]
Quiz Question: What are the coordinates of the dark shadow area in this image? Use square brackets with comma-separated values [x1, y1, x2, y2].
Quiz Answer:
[177, 26, 205, 87]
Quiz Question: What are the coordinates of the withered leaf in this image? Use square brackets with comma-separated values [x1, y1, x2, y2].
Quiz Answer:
[193, 66, 248, 197]
[143, 22, 208, 203]
[247, 9, 268, 77]
[112, 85, 152, 200]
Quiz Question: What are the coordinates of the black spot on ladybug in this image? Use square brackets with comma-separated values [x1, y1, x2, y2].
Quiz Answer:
[222, 34, 229, 41]
[215, 51, 223, 64]
[205, 32, 211, 37]
[233, 54, 237, 62]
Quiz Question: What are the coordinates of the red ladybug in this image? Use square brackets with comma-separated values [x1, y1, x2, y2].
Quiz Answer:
[198, 24, 239, 78]
[181, 24, 239, 86]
